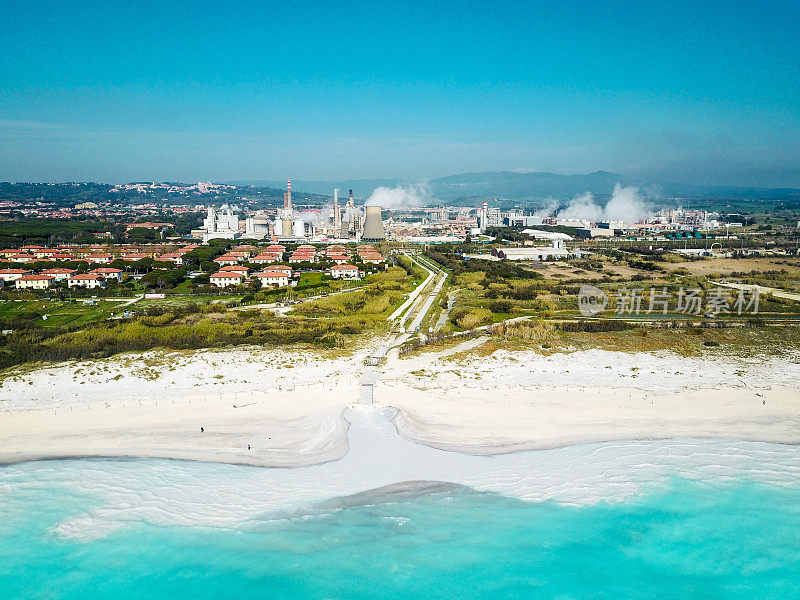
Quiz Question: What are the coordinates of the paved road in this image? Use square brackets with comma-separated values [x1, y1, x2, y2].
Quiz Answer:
[406, 269, 448, 334]
[361, 254, 447, 403]
[387, 255, 435, 322]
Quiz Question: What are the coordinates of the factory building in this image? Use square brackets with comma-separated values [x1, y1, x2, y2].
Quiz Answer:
[202, 205, 242, 242]
[491, 240, 586, 261]
[244, 214, 271, 239]
[575, 227, 615, 238]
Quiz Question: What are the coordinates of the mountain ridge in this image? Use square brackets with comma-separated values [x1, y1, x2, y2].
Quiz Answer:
[227, 172, 799, 202]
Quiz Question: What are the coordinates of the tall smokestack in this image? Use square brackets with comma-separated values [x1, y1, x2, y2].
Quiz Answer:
[333, 188, 341, 231]
[286, 179, 292, 211]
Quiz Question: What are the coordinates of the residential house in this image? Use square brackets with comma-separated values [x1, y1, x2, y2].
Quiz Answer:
[330, 264, 361, 279]
[86, 253, 114, 264]
[158, 253, 184, 265]
[213, 254, 242, 266]
[90, 267, 124, 282]
[360, 253, 385, 264]
[15, 274, 54, 290]
[0, 268, 32, 282]
[218, 265, 250, 276]
[255, 270, 290, 287]
[41, 268, 77, 282]
[67, 274, 106, 289]
[209, 272, 244, 287]
[251, 253, 281, 264]
[121, 253, 150, 261]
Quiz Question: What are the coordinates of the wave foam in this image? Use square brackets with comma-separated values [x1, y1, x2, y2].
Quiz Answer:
[2, 406, 799, 540]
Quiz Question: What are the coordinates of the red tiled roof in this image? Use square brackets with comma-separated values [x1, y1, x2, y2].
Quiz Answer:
[70, 274, 103, 280]
[17, 274, 54, 281]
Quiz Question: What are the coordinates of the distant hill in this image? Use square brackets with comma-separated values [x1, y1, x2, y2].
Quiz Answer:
[228, 172, 800, 204]
[228, 179, 403, 200]
[428, 170, 627, 200]
[228, 172, 627, 201]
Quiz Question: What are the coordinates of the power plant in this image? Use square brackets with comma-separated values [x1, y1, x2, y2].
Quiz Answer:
[198, 180, 386, 243]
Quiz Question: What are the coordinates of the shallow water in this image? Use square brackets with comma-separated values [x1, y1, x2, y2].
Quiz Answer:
[2, 406, 800, 598]
[2, 475, 800, 599]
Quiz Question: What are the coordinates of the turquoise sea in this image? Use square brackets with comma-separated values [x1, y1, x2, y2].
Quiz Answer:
[2, 464, 800, 599]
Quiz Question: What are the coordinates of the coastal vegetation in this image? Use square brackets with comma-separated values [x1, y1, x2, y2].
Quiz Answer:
[410, 244, 800, 361]
[0, 265, 415, 370]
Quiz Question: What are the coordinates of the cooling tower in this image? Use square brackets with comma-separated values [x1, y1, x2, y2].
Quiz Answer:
[362, 205, 386, 241]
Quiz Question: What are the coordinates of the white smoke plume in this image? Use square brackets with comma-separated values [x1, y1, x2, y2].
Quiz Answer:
[297, 210, 326, 228]
[556, 192, 603, 221]
[534, 198, 560, 218]
[556, 184, 648, 224]
[364, 183, 432, 208]
[341, 205, 361, 223]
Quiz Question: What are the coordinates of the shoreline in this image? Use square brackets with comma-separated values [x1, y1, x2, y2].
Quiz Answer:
[1, 346, 799, 468]
[383, 383, 800, 456]
[6, 406, 800, 540]
[0, 386, 353, 468]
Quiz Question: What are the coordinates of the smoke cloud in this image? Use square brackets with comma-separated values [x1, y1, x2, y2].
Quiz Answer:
[533, 198, 560, 218]
[556, 192, 603, 221]
[297, 210, 326, 227]
[364, 183, 431, 208]
[556, 184, 648, 223]
[341, 205, 361, 223]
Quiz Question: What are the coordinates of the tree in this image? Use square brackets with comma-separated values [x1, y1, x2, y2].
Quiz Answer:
[127, 227, 160, 243]
[140, 268, 185, 289]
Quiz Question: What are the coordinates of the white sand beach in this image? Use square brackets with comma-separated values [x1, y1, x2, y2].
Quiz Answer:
[380, 347, 800, 453]
[1, 344, 799, 467]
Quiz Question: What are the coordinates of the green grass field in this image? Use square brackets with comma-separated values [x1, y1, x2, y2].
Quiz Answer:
[136, 294, 243, 309]
[0, 299, 129, 328]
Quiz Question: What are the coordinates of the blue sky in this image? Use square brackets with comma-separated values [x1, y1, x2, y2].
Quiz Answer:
[1, 0, 798, 186]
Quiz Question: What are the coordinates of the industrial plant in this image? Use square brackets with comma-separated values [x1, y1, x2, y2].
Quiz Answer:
[197, 181, 385, 244]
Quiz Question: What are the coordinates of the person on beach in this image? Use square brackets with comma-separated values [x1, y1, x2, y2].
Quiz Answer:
[200, 427, 204, 433]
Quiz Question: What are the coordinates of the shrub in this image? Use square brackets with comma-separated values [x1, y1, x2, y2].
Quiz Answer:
[450, 307, 492, 329]
[559, 320, 633, 332]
